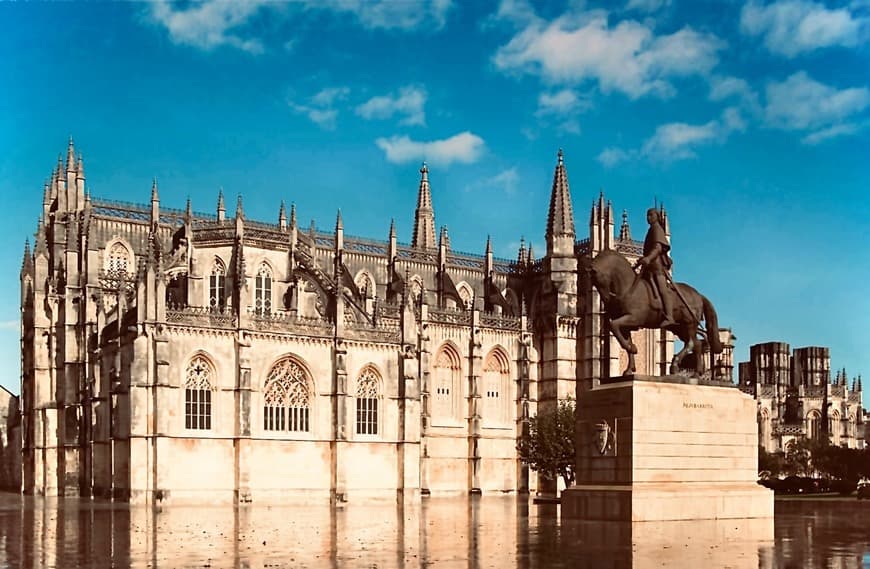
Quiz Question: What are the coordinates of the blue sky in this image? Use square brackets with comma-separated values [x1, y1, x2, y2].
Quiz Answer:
[0, 0, 868, 401]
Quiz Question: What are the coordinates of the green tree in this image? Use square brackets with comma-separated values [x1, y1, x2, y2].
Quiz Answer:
[758, 446, 786, 478]
[518, 399, 576, 488]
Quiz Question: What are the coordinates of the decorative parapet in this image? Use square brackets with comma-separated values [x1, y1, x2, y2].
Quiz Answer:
[848, 392, 863, 403]
[478, 311, 523, 332]
[166, 305, 237, 329]
[738, 384, 756, 396]
[247, 310, 334, 337]
[773, 423, 805, 436]
[757, 385, 775, 398]
[345, 318, 401, 343]
[376, 302, 401, 321]
[802, 385, 826, 398]
[615, 241, 643, 257]
[429, 306, 472, 326]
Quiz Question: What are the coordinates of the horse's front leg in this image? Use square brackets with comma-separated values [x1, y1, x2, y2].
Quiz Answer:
[610, 315, 639, 376]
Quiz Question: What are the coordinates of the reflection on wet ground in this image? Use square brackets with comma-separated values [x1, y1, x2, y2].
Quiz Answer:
[0, 494, 868, 568]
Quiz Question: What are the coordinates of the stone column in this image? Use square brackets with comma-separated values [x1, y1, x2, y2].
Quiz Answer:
[234, 334, 253, 503]
[468, 309, 483, 493]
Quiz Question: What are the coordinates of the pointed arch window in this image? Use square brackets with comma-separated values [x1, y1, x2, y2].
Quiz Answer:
[263, 358, 310, 432]
[759, 408, 771, 450]
[209, 258, 226, 311]
[185, 355, 215, 430]
[483, 349, 511, 427]
[107, 242, 132, 274]
[807, 411, 821, 440]
[830, 410, 841, 446]
[255, 263, 272, 315]
[432, 345, 461, 425]
[356, 367, 380, 435]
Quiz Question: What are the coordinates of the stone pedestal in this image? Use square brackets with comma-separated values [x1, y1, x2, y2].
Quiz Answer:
[562, 375, 773, 522]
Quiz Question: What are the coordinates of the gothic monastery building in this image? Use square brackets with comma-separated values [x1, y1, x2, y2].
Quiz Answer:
[20, 140, 683, 504]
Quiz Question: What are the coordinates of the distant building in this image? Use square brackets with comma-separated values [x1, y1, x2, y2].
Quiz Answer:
[19, 141, 675, 503]
[738, 343, 863, 452]
[0, 385, 21, 491]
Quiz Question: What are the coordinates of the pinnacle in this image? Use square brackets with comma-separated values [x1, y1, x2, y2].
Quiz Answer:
[546, 149, 575, 239]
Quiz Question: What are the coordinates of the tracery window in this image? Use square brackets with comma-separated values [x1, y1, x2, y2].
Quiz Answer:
[209, 258, 226, 311]
[263, 357, 310, 432]
[355, 367, 380, 435]
[185, 355, 215, 430]
[830, 410, 841, 446]
[106, 242, 132, 274]
[483, 349, 511, 426]
[807, 410, 821, 441]
[432, 344, 461, 424]
[255, 263, 272, 315]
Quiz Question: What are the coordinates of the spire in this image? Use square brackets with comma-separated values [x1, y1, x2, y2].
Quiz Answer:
[389, 218, 396, 239]
[527, 244, 535, 264]
[217, 188, 226, 222]
[841, 367, 848, 386]
[517, 237, 526, 266]
[76, 154, 84, 176]
[618, 209, 632, 241]
[235, 194, 243, 218]
[290, 203, 297, 229]
[412, 162, 437, 249]
[66, 136, 76, 171]
[439, 225, 450, 251]
[485, 235, 492, 256]
[35, 217, 47, 257]
[185, 197, 193, 220]
[278, 201, 287, 230]
[150, 178, 160, 228]
[335, 209, 343, 230]
[151, 178, 159, 202]
[21, 239, 33, 276]
[546, 149, 576, 256]
[857, 375, 862, 391]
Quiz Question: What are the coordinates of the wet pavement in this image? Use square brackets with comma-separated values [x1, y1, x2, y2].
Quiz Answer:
[0, 493, 868, 568]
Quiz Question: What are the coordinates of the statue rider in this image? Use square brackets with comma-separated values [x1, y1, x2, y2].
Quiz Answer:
[634, 208, 675, 327]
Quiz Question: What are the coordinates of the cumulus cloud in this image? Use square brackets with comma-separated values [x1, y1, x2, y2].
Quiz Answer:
[375, 132, 485, 165]
[535, 89, 590, 133]
[626, 0, 672, 13]
[597, 147, 634, 168]
[601, 107, 746, 165]
[740, 0, 868, 57]
[465, 168, 520, 194]
[356, 86, 427, 126]
[709, 75, 761, 115]
[148, 0, 452, 53]
[148, 0, 268, 53]
[289, 87, 350, 129]
[492, 8, 724, 99]
[764, 71, 869, 142]
[317, 0, 453, 30]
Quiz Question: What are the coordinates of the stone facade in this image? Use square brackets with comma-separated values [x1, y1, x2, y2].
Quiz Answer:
[19, 141, 670, 504]
[738, 342, 864, 452]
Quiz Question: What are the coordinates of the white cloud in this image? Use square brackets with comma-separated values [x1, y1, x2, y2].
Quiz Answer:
[626, 0, 671, 12]
[597, 147, 634, 168]
[740, 0, 868, 57]
[709, 75, 761, 114]
[603, 107, 745, 165]
[466, 168, 520, 194]
[356, 86, 427, 126]
[492, 9, 724, 99]
[315, 0, 453, 30]
[289, 87, 350, 129]
[801, 122, 862, 144]
[148, 0, 268, 53]
[641, 120, 722, 161]
[764, 72, 870, 138]
[535, 89, 589, 133]
[147, 0, 452, 53]
[375, 132, 485, 165]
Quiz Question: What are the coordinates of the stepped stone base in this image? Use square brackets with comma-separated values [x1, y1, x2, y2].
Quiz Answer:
[562, 375, 774, 522]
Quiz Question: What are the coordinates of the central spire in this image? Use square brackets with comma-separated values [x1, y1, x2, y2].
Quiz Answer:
[412, 162, 436, 249]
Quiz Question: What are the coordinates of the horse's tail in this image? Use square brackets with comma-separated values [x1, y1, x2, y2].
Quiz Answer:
[702, 295, 723, 354]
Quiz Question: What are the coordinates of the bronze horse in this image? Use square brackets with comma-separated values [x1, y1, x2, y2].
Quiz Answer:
[584, 249, 722, 376]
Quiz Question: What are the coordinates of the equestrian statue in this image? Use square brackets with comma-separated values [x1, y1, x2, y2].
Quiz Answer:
[582, 208, 722, 377]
